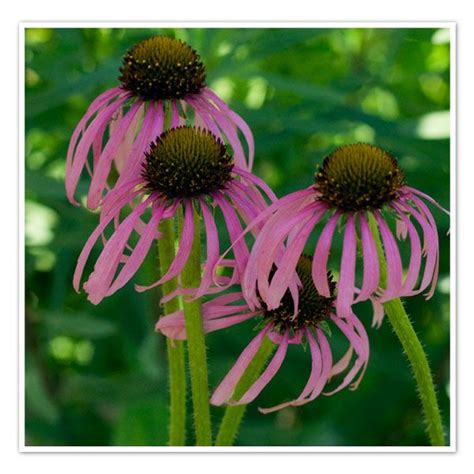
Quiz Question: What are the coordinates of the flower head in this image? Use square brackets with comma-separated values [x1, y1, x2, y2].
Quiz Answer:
[157, 255, 369, 413]
[66, 35, 254, 209]
[73, 126, 274, 305]
[118, 36, 206, 101]
[243, 143, 448, 326]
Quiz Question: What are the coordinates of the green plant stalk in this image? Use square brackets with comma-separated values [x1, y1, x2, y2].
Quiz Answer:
[215, 338, 275, 446]
[367, 212, 445, 446]
[157, 218, 186, 446]
[180, 206, 212, 446]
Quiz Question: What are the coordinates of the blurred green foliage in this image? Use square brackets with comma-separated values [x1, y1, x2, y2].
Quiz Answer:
[25, 27, 450, 447]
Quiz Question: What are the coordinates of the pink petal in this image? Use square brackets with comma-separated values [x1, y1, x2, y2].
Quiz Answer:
[336, 213, 357, 318]
[403, 186, 449, 216]
[214, 193, 249, 277]
[211, 323, 273, 406]
[112, 104, 144, 174]
[82, 196, 152, 304]
[66, 87, 124, 185]
[235, 331, 289, 405]
[107, 201, 166, 295]
[324, 314, 369, 395]
[371, 298, 385, 328]
[170, 100, 180, 128]
[87, 101, 143, 208]
[194, 95, 247, 169]
[66, 93, 129, 205]
[304, 328, 333, 401]
[135, 199, 194, 292]
[193, 199, 220, 299]
[72, 181, 141, 291]
[255, 204, 318, 308]
[155, 310, 187, 340]
[312, 211, 341, 297]
[203, 88, 255, 170]
[354, 212, 380, 303]
[392, 204, 422, 295]
[232, 166, 278, 202]
[404, 196, 439, 299]
[373, 211, 403, 302]
[259, 328, 323, 413]
[115, 102, 161, 187]
[267, 208, 324, 309]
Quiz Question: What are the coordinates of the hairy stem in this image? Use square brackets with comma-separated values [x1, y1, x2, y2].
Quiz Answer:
[215, 338, 275, 446]
[368, 212, 445, 446]
[180, 205, 212, 445]
[157, 217, 186, 446]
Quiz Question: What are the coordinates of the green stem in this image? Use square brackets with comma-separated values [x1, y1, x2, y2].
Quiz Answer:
[180, 205, 212, 446]
[157, 218, 186, 446]
[215, 338, 275, 446]
[367, 213, 445, 446]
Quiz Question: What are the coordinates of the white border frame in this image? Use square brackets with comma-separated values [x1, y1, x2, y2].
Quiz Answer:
[18, 21, 457, 453]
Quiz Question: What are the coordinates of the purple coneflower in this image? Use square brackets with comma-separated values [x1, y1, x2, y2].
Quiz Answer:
[156, 255, 369, 413]
[66, 35, 254, 209]
[73, 126, 274, 305]
[243, 143, 448, 325]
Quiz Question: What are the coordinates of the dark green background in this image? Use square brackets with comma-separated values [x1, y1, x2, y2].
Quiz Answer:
[25, 27, 450, 446]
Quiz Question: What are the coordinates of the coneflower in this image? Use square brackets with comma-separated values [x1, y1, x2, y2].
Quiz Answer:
[157, 255, 369, 413]
[73, 126, 274, 305]
[66, 35, 254, 209]
[243, 143, 448, 324]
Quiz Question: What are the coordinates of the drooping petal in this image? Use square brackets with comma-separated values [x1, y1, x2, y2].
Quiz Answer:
[235, 331, 289, 405]
[66, 87, 125, 197]
[405, 195, 440, 298]
[336, 213, 357, 318]
[82, 196, 152, 304]
[329, 347, 353, 379]
[259, 328, 323, 413]
[115, 102, 161, 187]
[106, 201, 166, 295]
[202, 88, 255, 170]
[266, 208, 325, 309]
[211, 323, 273, 406]
[396, 216, 408, 240]
[371, 298, 385, 329]
[312, 211, 341, 297]
[66, 93, 130, 205]
[203, 312, 261, 334]
[156, 305, 259, 340]
[187, 96, 224, 143]
[112, 104, 144, 175]
[73, 180, 142, 292]
[155, 310, 187, 340]
[213, 193, 250, 278]
[232, 166, 278, 203]
[254, 204, 318, 309]
[305, 328, 333, 401]
[373, 210, 403, 302]
[216, 188, 315, 282]
[324, 314, 369, 395]
[354, 212, 380, 303]
[392, 203, 422, 295]
[194, 95, 246, 169]
[87, 101, 143, 208]
[170, 100, 180, 128]
[135, 199, 195, 292]
[403, 186, 450, 216]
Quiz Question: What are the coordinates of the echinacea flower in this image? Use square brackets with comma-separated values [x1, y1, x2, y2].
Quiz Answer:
[243, 143, 448, 325]
[156, 255, 369, 413]
[73, 126, 274, 305]
[66, 35, 254, 209]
